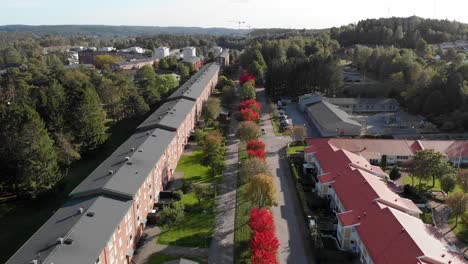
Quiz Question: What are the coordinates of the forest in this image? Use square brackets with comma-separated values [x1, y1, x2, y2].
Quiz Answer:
[331, 16, 468, 47]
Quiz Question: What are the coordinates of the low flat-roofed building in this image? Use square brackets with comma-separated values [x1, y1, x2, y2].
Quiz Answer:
[306, 101, 362, 136]
[324, 97, 399, 113]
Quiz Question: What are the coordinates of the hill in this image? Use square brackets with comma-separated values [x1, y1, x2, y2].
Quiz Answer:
[0, 24, 250, 37]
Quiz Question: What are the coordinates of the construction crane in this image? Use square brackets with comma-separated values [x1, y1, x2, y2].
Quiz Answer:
[229, 20, 246, 30]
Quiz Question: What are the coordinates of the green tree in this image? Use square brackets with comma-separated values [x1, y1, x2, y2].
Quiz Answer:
[221, 85, 236, 105]
[389, 166, 401, 181]
[177, 63, 190, 77]
[446, 193, 468, 227]
[202, 97, 221, 121]
[440, 174, 457, 194]
[155, 74, 179, 95]
[244, 173, 278, 208]
[240, 81, 256, 100]
[194, 128, 207, 146]
[0, 103, 60, 198]
[412, 149, 453, 188]
[63, 71, 109, 151]
[135, 65, 160, 106]
[203, 130, 225, 167]
[380, 155, 388, 170]
[248, 61, 265, 80]
[193, 184, 215, 205]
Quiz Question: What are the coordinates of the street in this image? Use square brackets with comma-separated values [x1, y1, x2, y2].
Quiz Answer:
[258, 88, 315, 264]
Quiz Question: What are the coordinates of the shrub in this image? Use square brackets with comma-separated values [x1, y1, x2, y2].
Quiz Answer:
[250, 231, 279, 264]
[173, 190, 183, 201]
[181, 180, 193, 194]
[157, 202, 185, 226]
[194, 128, 207, 146]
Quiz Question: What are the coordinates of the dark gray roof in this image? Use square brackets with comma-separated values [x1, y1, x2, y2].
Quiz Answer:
[168, 63, 220, 101]
[7, 195, 132, 264]
[70, 128, 176, 198]
[136, 98, 195, 132]
[307, 101, 362, 127]
[117, 56, 158, 66]
[324, 97, 399, 106]
[183, 56, 201, 63]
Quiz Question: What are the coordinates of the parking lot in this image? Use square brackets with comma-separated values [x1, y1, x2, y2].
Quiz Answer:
[276, 101, 321, 138]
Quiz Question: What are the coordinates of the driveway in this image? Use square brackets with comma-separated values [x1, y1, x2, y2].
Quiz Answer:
[258, 88, 315, 264]
[282, 103, 321, 138]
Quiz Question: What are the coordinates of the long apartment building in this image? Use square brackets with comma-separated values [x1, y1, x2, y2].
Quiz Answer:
[7, 63, 220, 264]
[305, 138, 465, 264]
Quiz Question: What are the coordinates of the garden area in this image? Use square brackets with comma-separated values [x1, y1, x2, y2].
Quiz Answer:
[156, 93, 228, 249]
[157, 150, 217, 248]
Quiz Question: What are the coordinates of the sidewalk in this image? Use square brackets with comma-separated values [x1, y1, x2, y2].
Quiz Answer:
[207, 115, 240, 264]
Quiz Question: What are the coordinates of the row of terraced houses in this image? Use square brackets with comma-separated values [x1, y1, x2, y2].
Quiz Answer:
[305, 138, 467, 264]
[7, 63, 221, 264]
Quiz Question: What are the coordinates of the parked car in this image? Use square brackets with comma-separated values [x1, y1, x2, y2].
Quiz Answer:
[261, 128, 266, 135]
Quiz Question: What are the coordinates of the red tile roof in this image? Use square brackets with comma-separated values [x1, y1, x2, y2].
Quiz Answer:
[306, 138, 468, 160]
[356, 205, 465, 264]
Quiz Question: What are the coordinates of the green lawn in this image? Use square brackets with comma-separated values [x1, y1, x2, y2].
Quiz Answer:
[288, 145, 305, 155]
[157, 149, 218, 248]
[0, 117, 142, 263]
[148, 253, 206, 264]
[448, 212, 468, 244]
[402, 176, 464, 194]
[421, 212, 434, 225]
[234, 184, 253, 263]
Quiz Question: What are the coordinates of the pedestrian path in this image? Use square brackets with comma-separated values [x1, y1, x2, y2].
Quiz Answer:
[207, 117, 239, 264]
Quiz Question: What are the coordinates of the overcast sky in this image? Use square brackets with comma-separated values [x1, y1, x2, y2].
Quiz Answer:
[1, 0, 467, 29]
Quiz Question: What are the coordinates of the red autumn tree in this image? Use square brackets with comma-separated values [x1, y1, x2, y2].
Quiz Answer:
[247, 139, 265, 152]
[241, 108, 260, 122]
[240, 73, 256, 86]
[240, 99, 261, 113]
[250, 231, 279, 264]
[247, 149, 266, 160]
[249, 208, 275, 233]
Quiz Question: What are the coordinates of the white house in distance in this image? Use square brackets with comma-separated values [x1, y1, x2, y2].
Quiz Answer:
[99, 47, 115, 52]
[183, 47, 196, 59]
[155, 47, 170, 59]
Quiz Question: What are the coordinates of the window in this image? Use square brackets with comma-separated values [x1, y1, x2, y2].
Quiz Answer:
[328, 184, 332, 188]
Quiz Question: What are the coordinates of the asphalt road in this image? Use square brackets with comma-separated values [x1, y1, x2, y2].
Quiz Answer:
[258, 88, 315, 264]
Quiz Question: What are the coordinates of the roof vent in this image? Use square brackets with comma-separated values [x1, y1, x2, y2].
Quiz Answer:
[30, 260, 39, 264]
[357, 216, 361, 219]
[401, 228, 405, 233]
[363, 212, 367, 216]
[109, 170, 114, 175]
[57, 237, 65, 244]
[130, 147, 135, 152]
[394, 198, 398, 202]
[151, 134, 156, 137]
[146, 131, 150, 135]
[441, 254, 445, 258]
[86, 212, 95, 217]
[125, 157, 130, 161]
[64, 238, 74, 245]
[77, 207, 84, 214]
[138, 149, 143, 152]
